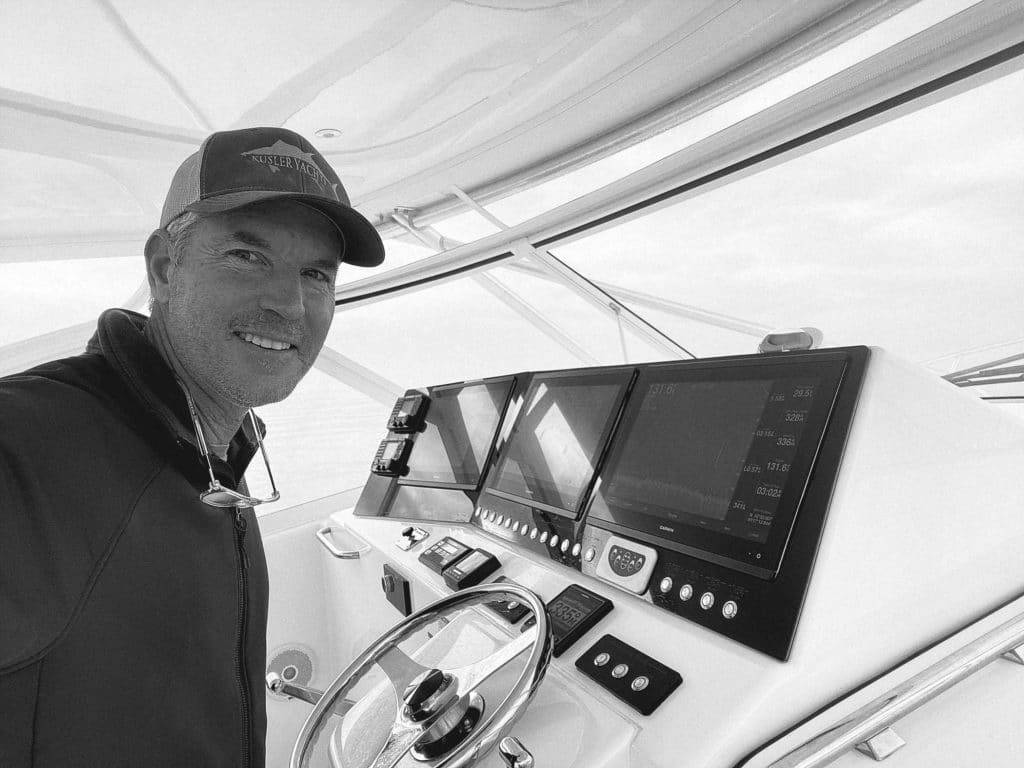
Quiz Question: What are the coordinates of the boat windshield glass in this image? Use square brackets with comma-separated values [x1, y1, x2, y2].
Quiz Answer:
[250, 59, 1024, 515]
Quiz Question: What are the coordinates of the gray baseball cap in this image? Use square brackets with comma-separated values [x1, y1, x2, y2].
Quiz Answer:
[161, 127, 384, 267]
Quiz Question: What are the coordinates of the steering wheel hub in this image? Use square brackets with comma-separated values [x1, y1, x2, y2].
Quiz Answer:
[409, 691, 485, 762]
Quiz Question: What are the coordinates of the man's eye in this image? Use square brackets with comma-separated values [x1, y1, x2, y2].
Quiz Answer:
[227, 249, 261, 263]
[303, 268, 333, 283]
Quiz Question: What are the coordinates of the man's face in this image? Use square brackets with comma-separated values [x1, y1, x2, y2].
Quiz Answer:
[160, 200, 342, 408]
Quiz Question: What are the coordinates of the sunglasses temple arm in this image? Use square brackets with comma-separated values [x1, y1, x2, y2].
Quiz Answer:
[181, 385, 224, 489]
[250, 410, 279, 494]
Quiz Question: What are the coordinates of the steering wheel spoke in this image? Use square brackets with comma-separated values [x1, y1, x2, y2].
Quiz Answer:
[451, 630, 536, 698]
[377, 644, 432, 694]
[365, 721, 425, 768]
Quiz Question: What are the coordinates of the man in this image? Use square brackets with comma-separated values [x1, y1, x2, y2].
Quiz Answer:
[0, 127, 384, 767]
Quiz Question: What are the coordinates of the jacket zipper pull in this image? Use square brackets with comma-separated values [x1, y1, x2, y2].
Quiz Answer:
[235, 510, 251, 570]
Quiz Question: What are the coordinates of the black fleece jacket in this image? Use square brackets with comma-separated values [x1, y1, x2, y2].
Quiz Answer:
[0, 309, 269, 767]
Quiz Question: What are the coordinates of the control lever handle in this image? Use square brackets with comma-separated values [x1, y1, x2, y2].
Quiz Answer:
[265, 673, 355, 717]
[498, 736, 534, 768]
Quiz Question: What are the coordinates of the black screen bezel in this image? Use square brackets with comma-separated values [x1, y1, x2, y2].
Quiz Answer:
[398, 376, 516, 491]
[586, 354, 849, 578]
[485, 367, 635, 519]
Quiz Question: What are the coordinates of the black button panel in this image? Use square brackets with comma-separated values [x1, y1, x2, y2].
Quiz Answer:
[575, 634, 681, 715]
[609, 544, 646, 576]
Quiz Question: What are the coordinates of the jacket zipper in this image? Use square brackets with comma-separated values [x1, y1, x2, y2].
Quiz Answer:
[234, 509, 252, 768]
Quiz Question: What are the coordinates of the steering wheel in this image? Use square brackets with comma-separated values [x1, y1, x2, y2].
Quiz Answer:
[290, 582, 552, 768]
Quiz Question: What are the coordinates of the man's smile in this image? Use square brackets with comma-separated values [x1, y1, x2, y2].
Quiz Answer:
[233, 331, 298, 351]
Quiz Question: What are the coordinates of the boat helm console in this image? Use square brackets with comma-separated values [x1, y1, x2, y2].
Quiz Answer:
[356, 346, 868, 660]
[327, 342, 1024, 766]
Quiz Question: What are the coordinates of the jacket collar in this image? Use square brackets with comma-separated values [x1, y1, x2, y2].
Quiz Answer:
[87, 308, 261, 479]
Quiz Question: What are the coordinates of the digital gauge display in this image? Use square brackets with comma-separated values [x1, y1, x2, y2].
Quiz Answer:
[543, 584, 613, 657]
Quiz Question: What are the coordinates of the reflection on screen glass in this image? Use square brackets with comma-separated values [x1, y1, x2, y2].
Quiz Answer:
[403, 380, 512, 487]
[493, 378, 624, 512]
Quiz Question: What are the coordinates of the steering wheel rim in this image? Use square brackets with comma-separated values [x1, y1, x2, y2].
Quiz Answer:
[290, 582, 552, 768]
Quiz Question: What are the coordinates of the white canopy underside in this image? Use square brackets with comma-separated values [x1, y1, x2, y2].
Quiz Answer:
[2, 0, 918, 246]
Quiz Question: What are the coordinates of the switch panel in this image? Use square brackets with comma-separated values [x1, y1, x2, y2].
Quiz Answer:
[575, 634, 681, 715]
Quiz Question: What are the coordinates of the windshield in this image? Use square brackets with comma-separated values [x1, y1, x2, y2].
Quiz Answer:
[243, 61, 1024, 514]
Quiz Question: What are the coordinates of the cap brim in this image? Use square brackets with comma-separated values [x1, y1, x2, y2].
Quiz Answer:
[187, 190, 384, 267]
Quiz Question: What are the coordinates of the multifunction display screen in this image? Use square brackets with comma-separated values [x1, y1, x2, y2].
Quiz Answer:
[401, 378, 514, 489]
[488, 370, 632, 517]
[587, 358, 846, 577]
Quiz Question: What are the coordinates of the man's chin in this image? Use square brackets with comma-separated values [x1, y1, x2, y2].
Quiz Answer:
[242, 379, 302, 409]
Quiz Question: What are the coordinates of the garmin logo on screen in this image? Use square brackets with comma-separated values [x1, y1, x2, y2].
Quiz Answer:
[659, 524, 675, 533]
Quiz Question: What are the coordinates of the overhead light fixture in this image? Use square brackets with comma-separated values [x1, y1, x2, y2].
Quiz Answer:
[315, 128, 342, 139]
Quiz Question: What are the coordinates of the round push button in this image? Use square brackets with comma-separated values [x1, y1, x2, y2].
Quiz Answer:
[549, 535, 560, 548]
[560, 539, 570, 553]
[473, 508, 480, 518]
[659, 577, 673, 594]
[700, 592, 715, 610]
[496, 515, 505, 525]
[584, 547, 596, 562]
[530, 528, 538, 540]
[722, 600, 739, 620]
[679, 584, 693, 601]
[539, 532, 549, 544]
[630, 676, 650, 692]
[504, 518, 512, 529]
[611, 664, 629, 679]
[571, 543, 582, 557]
[593, 652, 610, 667]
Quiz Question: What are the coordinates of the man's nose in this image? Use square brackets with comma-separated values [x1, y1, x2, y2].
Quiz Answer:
[258, 273, 304, 320]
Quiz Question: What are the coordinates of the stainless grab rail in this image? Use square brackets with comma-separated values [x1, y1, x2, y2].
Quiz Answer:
[316, 524, 369, 559]
[769, 610, 1024, 767]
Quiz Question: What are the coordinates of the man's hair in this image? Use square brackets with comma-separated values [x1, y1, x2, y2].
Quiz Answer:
[148, 211, 204, 312]
[165, 210, 203, 265]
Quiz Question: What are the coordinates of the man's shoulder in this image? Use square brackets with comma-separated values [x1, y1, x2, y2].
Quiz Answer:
[0, 351, 124, 433]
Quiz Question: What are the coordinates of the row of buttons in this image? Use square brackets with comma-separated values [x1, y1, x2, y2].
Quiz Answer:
[657, 577, 739, 620]
[474, 509, 582, 556]
[592, 652, 649, 691]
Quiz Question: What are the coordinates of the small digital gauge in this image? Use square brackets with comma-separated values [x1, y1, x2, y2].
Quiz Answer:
[388, 393, 428, 432]
[522, 583, 613, 657]
[418, 536, 472, 574]
[442, 548, 500, 590]
[372, 438, 412, 476]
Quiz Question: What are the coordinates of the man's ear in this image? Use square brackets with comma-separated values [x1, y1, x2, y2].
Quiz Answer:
[145, 229, 173, 304]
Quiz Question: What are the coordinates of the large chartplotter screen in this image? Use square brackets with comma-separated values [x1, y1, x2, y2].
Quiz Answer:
[487, 369, 633, 517]
[587, 357, 848, 576]
[401, 378, 515, 489]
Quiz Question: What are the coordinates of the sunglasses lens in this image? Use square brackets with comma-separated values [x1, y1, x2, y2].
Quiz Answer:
[201, 488, 248, 507]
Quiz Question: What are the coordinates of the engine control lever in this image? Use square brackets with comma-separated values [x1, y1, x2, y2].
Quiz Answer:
[498, 736, 534, 768]
[265, 672, 355, 717]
